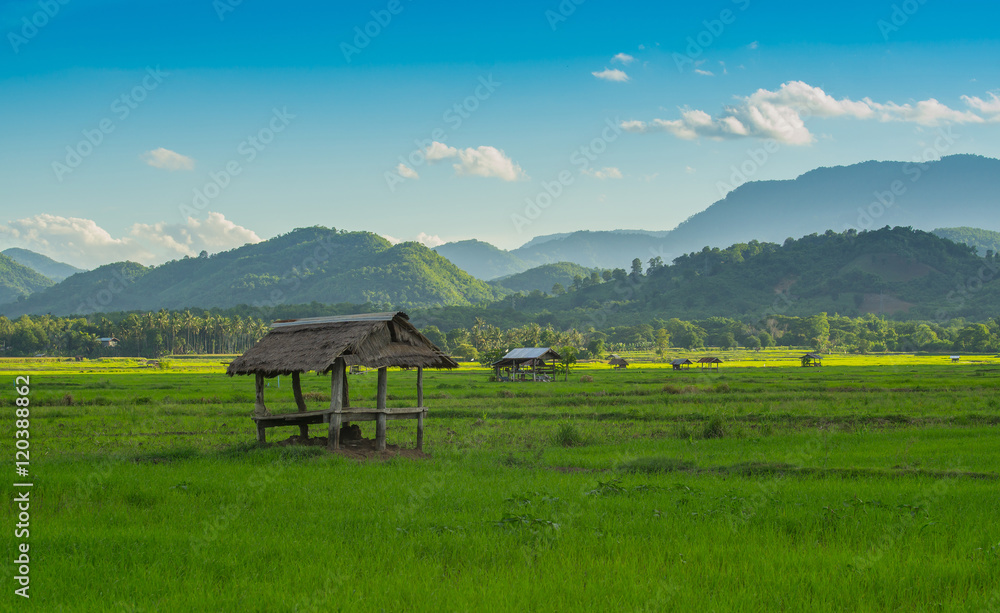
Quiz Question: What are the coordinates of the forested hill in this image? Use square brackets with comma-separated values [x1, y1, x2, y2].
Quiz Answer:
[1, 227, 504, 316]
[933, 227, 1000, 257]
[0, 253, 55, 304]
[415, 226, 1000, 331]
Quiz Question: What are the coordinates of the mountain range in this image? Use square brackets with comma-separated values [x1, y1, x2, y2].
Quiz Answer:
[2, 155, 999, 321]
[2, 248, 84, 282]
[434, 154, 1000, 278]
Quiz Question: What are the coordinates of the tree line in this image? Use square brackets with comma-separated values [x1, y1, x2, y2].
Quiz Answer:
[1, 310, 998, 359]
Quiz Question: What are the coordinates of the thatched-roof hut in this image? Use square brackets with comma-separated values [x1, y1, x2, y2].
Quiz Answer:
[697, 357, 723, 370]
[492, 347, 561, 382]
[608, 356, 629, 369]
[228, 312, 457, 450]
[801, 353, 823, 367]
[671, 358, 693, 371]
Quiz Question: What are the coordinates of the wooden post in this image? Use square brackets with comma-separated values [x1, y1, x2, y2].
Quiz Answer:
[342, 363, 350, 408]
[254, 373, 267, 417]
[256, 421, 266, 444]
[416, 367, 424, 408]
[292, 371, 308, 438]
[376, 413, 387, 452]
[416, 411, 424, 451]
[376, 367, 387, 451]
[328, 357, 345, 450]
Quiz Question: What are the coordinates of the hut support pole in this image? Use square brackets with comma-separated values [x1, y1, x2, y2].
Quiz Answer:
[416, 367, 424, 408]
[254, 373, 267, 416]
[292, 371, 308, 438]
[416, 367, 424, 451]
[328, 358, 345, 450]
[376, 367, 387, 451]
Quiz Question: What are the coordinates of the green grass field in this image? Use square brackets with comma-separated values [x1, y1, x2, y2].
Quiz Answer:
[2, 353, 1000, 611]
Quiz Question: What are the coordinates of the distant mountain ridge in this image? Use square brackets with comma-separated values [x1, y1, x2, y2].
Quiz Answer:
[1, 228, 504, 317]
[2, 248, 85, 282]
[435, 155, 1000, 277]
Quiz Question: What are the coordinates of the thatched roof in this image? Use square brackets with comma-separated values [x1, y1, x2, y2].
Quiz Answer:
[492, 347, 561, 366]
[227, 312, 457, 377]
[608, 357, 629, 366]
[697, 357, 723, 364]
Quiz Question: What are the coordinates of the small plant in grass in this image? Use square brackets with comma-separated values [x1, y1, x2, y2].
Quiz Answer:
[579, 375, 594, 383]
[702, 415, 726, 439]
[553, 423, 585, 447]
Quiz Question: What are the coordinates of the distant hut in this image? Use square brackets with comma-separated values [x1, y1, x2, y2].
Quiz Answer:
[98, 336, 118, 348]
[801, 353, 823, 367]
[697, 357, 723, 371]
[608, 354, 629, 369]
[671, 358, 693, 371]
[227, 312, 457, 450]
[493, 348, 561, 382]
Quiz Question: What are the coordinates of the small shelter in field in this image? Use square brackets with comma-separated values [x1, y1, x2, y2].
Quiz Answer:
[671, 358, 693, 371]
[98, 336, 118, 348]
[493, 347, 561, 382]
[227, 312, 457, 451]
[697, 357, 723, 371]
[801, 353, 823, 367]
[608, 355, 629, 369]
[950, 355, 960, 363]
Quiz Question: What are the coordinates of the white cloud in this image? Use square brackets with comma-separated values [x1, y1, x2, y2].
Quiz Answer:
[1, 212, 260, 268]
[424, 141, 458, 162]
[453, 146, 526, 181]
[622, 81, 990, 145]
[747, 41, 759, 50]
[129, 212, 262, 259]
[961, 93, 1000, 121]
[416, 232, 445, 248]
[694, 69, 714, 77]
[381, 234, 402, 245]
[421, 141, 525, 181]
[141, 147, 195, 171]
[396, 163, 419, 179]
[592, 68, 630, 82]
[582, 166, 623, 180]
[684, 166, 696, 174]
[611, 53, 635, 65]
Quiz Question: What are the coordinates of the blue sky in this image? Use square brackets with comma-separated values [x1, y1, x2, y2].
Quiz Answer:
[1, 0, 999, 267]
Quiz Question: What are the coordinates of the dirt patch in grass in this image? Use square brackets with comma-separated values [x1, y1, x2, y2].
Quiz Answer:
[276, 434, 430, 461]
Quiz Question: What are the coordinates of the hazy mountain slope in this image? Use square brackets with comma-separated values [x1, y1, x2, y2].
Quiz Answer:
[661, 155, 1000, 260]
[2, 248, 85, 282]
[433, 239, 533, 280]
[0, 253, 56, 304]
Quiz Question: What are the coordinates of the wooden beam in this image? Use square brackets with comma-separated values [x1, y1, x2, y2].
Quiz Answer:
[256, 421, 266, 444]
[254, 373, 267, 417]
[416, 410, 424, 451]
[416, 367, 424, 408]
[342, 363, 350, 408]
[328, 411, 342, 451]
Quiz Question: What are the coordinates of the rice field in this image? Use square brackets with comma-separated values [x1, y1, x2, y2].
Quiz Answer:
[2, 352, 999, 611]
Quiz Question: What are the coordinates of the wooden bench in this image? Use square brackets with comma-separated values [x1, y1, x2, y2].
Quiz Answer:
[252, 407, 426, 451]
